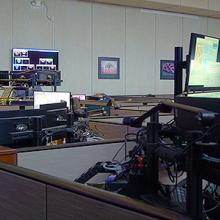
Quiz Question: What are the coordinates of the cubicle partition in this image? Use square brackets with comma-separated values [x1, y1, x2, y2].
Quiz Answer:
[17, 139, 136, 181]
[0, 139, 190, 220]
[0, 163, 188, 220]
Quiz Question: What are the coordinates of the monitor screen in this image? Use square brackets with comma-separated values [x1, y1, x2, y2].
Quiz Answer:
[72, 94, 86, 101]
[186, 33, 220, 91]
[12, 48, 59, 72]
[34, 91, 71, 109]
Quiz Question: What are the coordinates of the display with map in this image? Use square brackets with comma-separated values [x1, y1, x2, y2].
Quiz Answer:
[187, 33, 220, 91]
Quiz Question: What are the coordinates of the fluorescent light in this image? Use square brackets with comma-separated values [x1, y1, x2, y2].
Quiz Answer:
[141, 8, 198, 19]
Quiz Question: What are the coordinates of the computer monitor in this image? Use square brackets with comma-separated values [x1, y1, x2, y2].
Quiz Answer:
[186, 33, 220, 92]
[0, 109, 46, 146]
[72, 94, 86, 101]
[12, 48, 59, 72]
[34, 91, 71, 109]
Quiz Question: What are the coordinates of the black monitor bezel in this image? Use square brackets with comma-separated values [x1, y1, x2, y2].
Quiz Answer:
[185, 33, 220, 92]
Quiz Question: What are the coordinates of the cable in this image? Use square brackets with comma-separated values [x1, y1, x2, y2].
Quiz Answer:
[166, 163, 175, 183]
[41, 0, 55, 48]
[203, 199, 220, 213]
[202, 207, 211, 220]
[163, 160, 184, 184]
[41, 1, 54, 23]
[169, 163, 179, 193]
[183, 121, 220, 154]
[162, 118, 175, 128]
[111, 142, 126, 163]
[93, 124, 105, 137]
[112, 130, 146, 163]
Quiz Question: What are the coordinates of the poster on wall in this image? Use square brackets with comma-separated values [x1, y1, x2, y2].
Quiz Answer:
[160, 60, 175, 80]
[98, 57, 120, 79]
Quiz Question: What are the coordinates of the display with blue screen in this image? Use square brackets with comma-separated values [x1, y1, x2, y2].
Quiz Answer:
[12, 48, 59, 72]
[186, 33, 220, 91]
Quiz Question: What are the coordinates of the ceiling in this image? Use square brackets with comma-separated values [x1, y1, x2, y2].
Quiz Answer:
[80, 0, 220, 19]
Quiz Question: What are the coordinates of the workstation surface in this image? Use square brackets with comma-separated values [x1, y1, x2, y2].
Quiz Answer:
[89, 112, 173, 139]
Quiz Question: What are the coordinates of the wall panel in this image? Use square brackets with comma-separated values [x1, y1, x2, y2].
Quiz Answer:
[13, 0, 54, 48]
[92, 4, 125, 95]
[182, 16, 207, 55]
[207, 18, 220, 38]
[155, 14, 182, 94]
[0, 0, 12, 69]
[125, 8, 156, 95]
[54, 0, 92, 94]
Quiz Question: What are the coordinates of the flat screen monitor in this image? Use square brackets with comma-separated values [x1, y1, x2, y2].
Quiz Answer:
[12, 48, 59, 72]
[72, 94, 86, 101]
[186, 33, 220, 92]
[34, 91, 71, 109]
[0, 109, 46, 146]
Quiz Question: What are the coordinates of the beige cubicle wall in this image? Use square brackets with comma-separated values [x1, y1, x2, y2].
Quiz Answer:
[17, 139, 136, 182]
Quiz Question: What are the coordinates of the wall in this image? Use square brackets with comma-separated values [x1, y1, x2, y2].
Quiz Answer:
[0, 0, 220, 95]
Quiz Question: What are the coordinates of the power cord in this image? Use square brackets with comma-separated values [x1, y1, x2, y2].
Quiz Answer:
[183, 122, 220, 154]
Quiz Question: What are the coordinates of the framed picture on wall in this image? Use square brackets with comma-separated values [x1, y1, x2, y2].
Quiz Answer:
[98, 57, 120, 79]
[160, 60, 175, 80]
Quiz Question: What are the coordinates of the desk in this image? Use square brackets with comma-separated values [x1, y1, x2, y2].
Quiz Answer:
[111, 106, 154, 117]
[85, 100, 111, 116]
[0, 146, 17, 165]
[89, 113, 173, 139]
